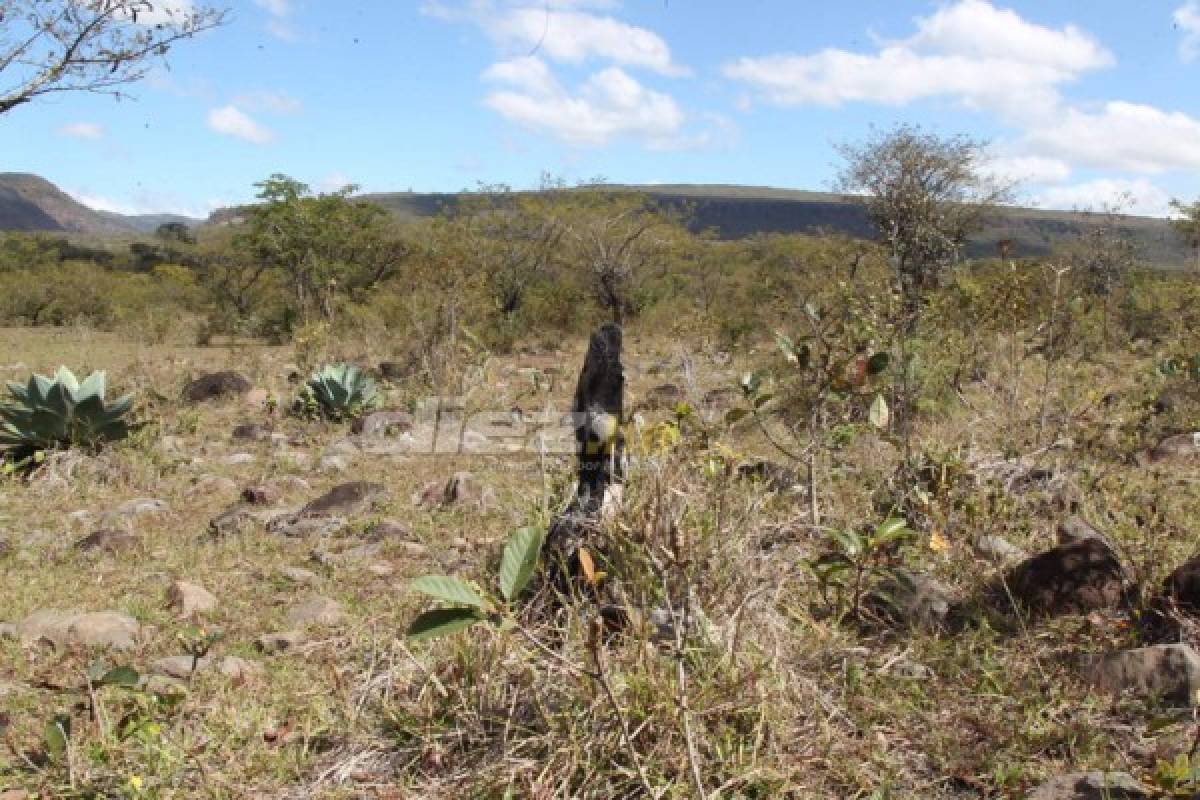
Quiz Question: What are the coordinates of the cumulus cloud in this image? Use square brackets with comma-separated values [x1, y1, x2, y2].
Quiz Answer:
[207, 105, 274, 144]
[1034, 178, 1173, 217]
[1023, 101, 1200, 173]
[1177, 2, 1200, 61]
[484, 56, 685, 147]
[724, 0, 1110, 118]
[57, 122, 103, 140]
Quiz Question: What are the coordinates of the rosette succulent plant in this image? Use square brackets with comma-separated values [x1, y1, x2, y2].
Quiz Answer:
[0, 367, 134, 458]
[296, 363, 380, 420]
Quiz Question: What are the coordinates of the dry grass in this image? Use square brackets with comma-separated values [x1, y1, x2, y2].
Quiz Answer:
[0, 321, 1198, 799]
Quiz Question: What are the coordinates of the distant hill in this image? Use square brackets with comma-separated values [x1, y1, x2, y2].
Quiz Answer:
[0, 173, 200, 236]
[361, 184, 1192, 267]
[1, 173, 1188, 267]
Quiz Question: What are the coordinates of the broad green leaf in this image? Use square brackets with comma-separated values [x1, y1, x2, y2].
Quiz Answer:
[829, 528, 863, 557]
[868, 394, 889, 430]
[499, 526, 545, 602]
[98, 666, 140, 688]
[406, 607, 484, 640]
[44, 713, 71, 759]
[774, 332, 798, 363]
[410, 575, 485, 608]
[873, 517, 914, 546]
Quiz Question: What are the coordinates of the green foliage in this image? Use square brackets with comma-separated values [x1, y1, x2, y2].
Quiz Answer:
[0, 366, 133, 459]
[806, 516, 915, 621]
[406, 526, 545, 642]
[294, 362, 380, 420]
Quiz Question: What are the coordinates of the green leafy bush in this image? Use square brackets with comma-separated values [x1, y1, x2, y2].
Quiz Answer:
[0, 367, 134, 459]
[295, 362, 380, 420]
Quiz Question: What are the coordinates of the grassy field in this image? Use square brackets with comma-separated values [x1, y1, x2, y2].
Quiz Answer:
[0, 320, 1199, 799]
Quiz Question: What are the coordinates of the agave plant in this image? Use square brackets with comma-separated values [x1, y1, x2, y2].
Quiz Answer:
[296, 363, 380, 420]
[0, 367, 134, 458]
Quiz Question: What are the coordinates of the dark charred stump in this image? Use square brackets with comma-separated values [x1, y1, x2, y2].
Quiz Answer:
[542, 323, 625, 590]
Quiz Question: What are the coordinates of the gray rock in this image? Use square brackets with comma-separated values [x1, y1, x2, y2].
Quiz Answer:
[166, 580, 217, 617]
[153, 655, 210, 680]
[286, 596, 345, 628]
[232, 422, 272, 442]
[1147, 432, 1200, 465]
[116, 498, 169, 516]
[325, 438, 360, 456]
[319, 455, 349, 472]
[368, 520, 411, 541]
[17, 610, 141, 651]
[1057, 516, 1115, 551]
[75, 529, 139, 555]
[882, 657, 934, 680]
[868, 570, 953, 629]
[352, 411, 414, 437]
[278, 566, 320, 585]
[973, 535, 1028, 565]
[194, 475, 238, 496]
[209, 508, 254, 538]
[1027, 771, 1149, 799]
[302, 481, 386, 516]
[1085, 644, 1200, 706]
[217, 655, 263, 682]
[222, 452, 257, 466]
[267, 514, 348, 538]
[1002, 538, 1125, 617]
[256, 630, 306, 654]
[183, 371, 252, 404]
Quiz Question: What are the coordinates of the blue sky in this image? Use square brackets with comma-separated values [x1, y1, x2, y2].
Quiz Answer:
[1, 0, 1197, 218]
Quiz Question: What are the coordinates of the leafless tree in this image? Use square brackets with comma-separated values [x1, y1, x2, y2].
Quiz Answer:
[0, 0, 226, 116]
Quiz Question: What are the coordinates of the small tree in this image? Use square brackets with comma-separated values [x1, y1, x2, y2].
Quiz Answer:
[1170, 198, 1200, 273]
[0, 1, 226, 116]
[835, 124, 1010, 464]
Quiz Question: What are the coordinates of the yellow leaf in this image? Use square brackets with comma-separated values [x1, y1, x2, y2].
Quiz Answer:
[929, 529, 949, 554]
[578, 547, 597, 586]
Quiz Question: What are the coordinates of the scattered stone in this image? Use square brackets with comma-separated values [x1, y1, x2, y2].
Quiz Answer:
[882, 657, 934, 680]
[366, 563, 394, 577]
[367, 520, 411, 541]
[1085, 643, 1200, 706]
[267, 515, 348, 538]
[276, 476, 312, 493]
[183, 371, 252, 404]
[209, 508, 254, 538]
[116, 497, 169, 516]
[973, 535, 1028, 566]
[256, 630, 306, 654]
[1057, 516, 1115, 550]
[352, 410, 415, 437]
[1146, 432, 1200, 466]
[153, 655, 211, 680]
[17, 610, 140, 651]
[302, 481, 386, 517]
[242, 484, 282, 505]
[701, 387, 739, 411]
[279, 566, 320, 585]
[868, 570, 953, 629]
[166, 580, 218, 617]
[195, 475, 238, 496]
[735, 461, 800, 492]
[319, 455, 349, 472]
[75, 529, 139, 555]
[243, 388, 270, 409]
[286, 596, 345, 628]
[222, 452, 257, 466]
[232, 422, 273, 442]
[1001, 538, 1126, 617]
[643, 383, 686, 410]
[313, 542, 383, 567]
[1027, 771, 1149, 800]
[217, 655, 263, 682]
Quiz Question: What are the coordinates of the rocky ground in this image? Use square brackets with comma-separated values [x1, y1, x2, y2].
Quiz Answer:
[1, 326, 1200, 798]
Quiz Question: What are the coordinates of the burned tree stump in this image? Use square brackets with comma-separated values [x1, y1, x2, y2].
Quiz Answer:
[542, 323, 625, 588]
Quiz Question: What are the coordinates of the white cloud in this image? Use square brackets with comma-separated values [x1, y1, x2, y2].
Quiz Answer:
[1034, 178, 1173, 217]
[484, 57, 685, 147]
[57, 122, 103, 140]
[1177, 2, 1200, 62]
[1023, 101, 1200, 173]
[233, 90, 303, 114]
[127, 0, 194, 25]
[426, 1, 686, 76]
[980, 154, 1072, 185]
[724, 0, 1110, 118]
[66, 188, 214, 219]
[265, 18, 300, 41]
[207, 105, 274, 144]
[318, 172, 356, 192]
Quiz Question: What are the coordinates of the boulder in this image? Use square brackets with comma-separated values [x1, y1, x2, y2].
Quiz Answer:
[16, 609, 140, 651]
[1085, 643, 1200, 705]
[209, 508, 254, 539]
[301, 481, 386, 516]
[183, 371, 252, 404]
[286, 596, 345, 628]
[116, 497, 169, 516]
[75, 529, 139, 555]
[973, 535, 1028, 566]
[166, 580, 218, 618]
[1001, 538, 1126, 617]
[867, 570, 953, 629]
[1146, 432, 1200, 465]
